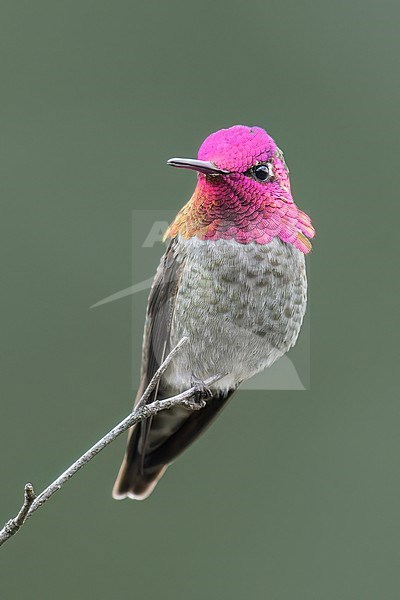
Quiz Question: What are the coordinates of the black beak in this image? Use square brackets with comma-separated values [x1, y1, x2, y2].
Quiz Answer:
[167, 157, 230, 176]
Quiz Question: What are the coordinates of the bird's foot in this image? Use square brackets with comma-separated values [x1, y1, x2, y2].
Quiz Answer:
[183, 376, 212, 410]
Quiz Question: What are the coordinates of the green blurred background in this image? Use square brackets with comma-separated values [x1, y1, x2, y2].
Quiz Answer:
[1, 1, 399, 598]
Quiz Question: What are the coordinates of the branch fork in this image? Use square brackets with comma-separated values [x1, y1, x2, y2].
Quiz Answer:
[0, 337, 222, 548]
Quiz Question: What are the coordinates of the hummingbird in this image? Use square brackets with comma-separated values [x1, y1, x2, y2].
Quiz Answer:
[113, 125, 315, 500]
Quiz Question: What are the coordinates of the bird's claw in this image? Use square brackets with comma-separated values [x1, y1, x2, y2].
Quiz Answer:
[183, 397, 207, 410]
[183, 376, 212, 410]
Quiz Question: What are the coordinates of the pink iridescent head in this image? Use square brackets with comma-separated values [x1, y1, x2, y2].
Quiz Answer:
[166, 125, 315, 253]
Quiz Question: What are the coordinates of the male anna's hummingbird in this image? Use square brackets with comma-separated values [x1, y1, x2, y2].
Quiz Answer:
[113, 125, 315, 500]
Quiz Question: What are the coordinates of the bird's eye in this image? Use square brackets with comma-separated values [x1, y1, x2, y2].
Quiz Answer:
[252, 164, 271, 182]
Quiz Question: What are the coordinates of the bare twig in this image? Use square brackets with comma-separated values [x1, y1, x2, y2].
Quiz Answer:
[136, 337, 188, 409]
[0, 337, 223, 548]
[0, 484, 36, 543]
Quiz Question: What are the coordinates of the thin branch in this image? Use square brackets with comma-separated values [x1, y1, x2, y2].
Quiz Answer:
[0, 484, 36, 543]
[0, 337, 223, 548]
[136, 336, 188, 409]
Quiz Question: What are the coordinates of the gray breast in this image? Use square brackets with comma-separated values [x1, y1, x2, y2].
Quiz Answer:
[165, 236, 307, 393]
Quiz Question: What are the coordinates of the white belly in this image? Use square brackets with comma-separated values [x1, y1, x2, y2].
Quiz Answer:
[164, 236, 307, 393]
